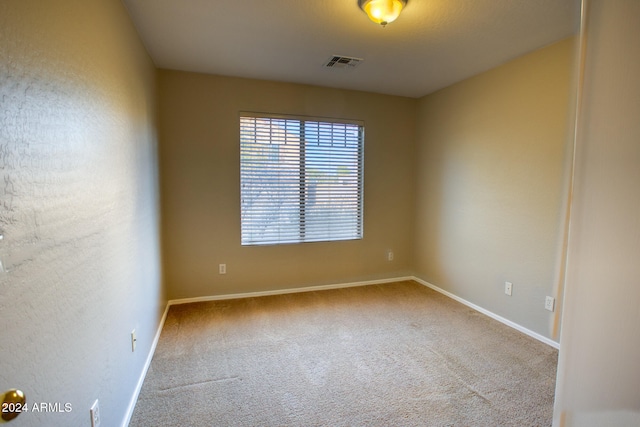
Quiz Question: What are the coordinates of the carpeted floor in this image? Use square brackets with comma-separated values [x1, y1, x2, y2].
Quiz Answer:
[130, 281, 558, 426]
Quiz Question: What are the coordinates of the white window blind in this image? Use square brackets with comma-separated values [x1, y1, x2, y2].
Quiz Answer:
[240, 113, 364, 245]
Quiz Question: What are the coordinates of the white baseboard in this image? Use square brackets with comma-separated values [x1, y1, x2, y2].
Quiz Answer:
[168, 276, 415, 306]
[122, 303, 171, 427]
[412, 277, 560, 349]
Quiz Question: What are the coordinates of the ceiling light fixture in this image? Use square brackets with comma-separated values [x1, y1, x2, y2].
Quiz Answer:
[358, 0, 407, 27]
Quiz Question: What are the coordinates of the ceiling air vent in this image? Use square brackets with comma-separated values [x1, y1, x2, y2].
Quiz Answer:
[324, 55, 363, 69]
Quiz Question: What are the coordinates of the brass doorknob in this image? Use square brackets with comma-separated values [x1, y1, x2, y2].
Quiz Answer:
[1, 389, 26, 422]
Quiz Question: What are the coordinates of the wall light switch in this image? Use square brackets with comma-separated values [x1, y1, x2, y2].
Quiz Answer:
[219, 264, 226, 274]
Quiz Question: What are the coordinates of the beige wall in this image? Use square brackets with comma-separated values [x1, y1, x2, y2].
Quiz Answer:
[0, 1, 162, 426]
[158, 71, 417, 299]
[554, 1, 640, 425]
[414, 38, 576, 340]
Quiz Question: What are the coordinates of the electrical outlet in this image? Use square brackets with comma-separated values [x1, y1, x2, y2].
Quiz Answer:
[219, 264, 226, 274]
[545, 296, 555, 312]
[131, 330, 137, 352]
[505, 281, 513, 296]
[387, 250, 394, 261]
[90, 399, 100, 427]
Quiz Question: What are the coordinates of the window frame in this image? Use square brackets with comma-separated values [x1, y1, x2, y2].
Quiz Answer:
[239, 112, 365, 246]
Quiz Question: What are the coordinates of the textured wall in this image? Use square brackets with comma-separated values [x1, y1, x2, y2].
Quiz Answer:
[0, 1, 162, 426]
[158, 71, 417, 300]
[414, 38, 576, 340]
[554, 1, 640, 425]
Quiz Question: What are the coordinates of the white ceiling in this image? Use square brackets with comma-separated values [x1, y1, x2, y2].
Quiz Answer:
[122, 0, 581, 98]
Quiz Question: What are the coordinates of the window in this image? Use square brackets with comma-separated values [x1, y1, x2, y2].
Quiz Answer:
[240, 113, 364, 245]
